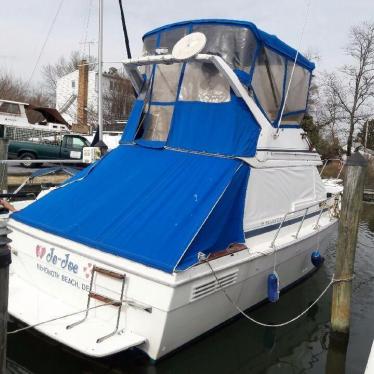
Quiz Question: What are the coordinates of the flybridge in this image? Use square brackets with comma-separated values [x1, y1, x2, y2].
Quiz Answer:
[122, 19, 315, 158]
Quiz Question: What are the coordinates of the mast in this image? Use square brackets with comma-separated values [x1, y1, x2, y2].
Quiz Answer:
[98, 0, 103, 141]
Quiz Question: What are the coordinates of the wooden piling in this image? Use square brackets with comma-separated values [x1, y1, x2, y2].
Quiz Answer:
[0, 137, 8, 194]
[331, 152, 367, 333]
[325, 331, 349, 374]
[0, 127, 10, 373]
[0, 225, 11, 374]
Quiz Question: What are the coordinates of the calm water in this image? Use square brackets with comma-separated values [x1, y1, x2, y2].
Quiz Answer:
[6, 204, 374, 374]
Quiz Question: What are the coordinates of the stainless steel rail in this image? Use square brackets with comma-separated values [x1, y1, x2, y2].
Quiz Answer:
[320, 158, 345, 178]
[270, 196, 338, 248]
[0, 159, 85, 164]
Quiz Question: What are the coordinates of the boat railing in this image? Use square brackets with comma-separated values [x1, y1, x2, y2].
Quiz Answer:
[320, 158, 345, 179]
[270, 195, 339, 248]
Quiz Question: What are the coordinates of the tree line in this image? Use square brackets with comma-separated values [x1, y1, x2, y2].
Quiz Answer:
[302, 21, 374, 157]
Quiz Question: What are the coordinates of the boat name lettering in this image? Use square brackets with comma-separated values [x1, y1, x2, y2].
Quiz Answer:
[258, 217, 282, 227]
[44, 247, 79, 274]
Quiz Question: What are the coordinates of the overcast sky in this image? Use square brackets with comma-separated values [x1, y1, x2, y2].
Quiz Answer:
[0, 0, 373, 87]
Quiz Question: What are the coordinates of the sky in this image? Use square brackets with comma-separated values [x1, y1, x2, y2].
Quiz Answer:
[0, 0, 373, 87]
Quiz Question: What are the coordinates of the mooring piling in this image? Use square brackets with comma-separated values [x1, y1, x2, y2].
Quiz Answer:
[0, 220, 11, 374]
[331, 152, 368, 333]
[0, 133, 8, 194]
[325, 331, 349, 374]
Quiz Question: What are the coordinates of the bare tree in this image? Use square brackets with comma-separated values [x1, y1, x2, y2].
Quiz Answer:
[0, 72, 28, 102]
[319, 78, 346, 145]
[324, 22, 374, 156]
[0, 71, 49, 106]
[41, 50, 96, 106]
[103, 69, 134, 127]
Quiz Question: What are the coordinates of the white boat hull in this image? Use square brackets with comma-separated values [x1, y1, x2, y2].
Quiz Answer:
[7, 214, 337, 360]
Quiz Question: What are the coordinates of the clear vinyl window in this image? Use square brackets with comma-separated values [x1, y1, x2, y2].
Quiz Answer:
[0, 102, 21, 115]
[136, 105, 174, 142]
[159, 27, 188, 53]
[142, 35, 157, 56]
[281, 62, 310, 123]
[251, 47, 285, 122]
[152, 63, 182, 102]
[179, 61, 230, 103]
[192, 24, 257, 73]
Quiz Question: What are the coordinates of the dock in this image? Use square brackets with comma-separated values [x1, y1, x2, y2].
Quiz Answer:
[8, 172, 70, 194]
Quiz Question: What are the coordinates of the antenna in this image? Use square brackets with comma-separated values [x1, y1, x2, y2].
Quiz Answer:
[172, 32, 207, 61]
[79, 40, 96, 60]
[275, 0, 312, 135]
[97, 0, 103, 142]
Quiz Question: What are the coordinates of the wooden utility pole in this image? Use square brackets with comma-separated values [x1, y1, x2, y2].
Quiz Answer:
[0, 220, 11, 374]
[331, 152, 367, 333]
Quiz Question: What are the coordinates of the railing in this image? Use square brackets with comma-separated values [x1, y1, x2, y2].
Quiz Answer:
[0, 159, 85, 164]
[270, 195, 339, 248]
[319, 158, 345, 179]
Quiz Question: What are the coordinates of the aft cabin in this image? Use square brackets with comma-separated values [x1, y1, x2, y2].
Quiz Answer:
[13, 20, 326, 274]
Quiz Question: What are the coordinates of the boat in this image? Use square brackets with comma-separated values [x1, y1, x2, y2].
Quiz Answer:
[7, 19, 340, 360]
[0, 99, 71, 132]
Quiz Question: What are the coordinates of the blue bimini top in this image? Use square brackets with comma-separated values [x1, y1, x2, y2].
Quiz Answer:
[143, 19, 314, 71]
[13, 145, 250, 273]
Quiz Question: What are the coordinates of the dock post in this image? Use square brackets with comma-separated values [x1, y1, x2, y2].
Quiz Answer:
[331, 152, 367, 333]
[0, 127, 8, 193]
[0, 221, 11, 374]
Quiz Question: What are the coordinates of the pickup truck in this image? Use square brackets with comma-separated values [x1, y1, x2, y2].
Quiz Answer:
[8, 134, 90, 167]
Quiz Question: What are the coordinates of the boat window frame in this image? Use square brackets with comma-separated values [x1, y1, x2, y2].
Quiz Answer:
[0, 102, 21, 116]
[250, 47, 311, 126]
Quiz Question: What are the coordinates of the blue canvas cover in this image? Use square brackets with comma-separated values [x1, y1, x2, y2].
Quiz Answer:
[167, 95, 261, 157]
[143, 19, 314, 71]
[12, 145, 249, 273]
[122, 96, 261, 158]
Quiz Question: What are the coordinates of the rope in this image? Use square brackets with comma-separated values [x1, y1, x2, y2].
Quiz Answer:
[7, 301, 117, 335]
[276, 0, 312, 132]
[80, 0, 94, 59]
[27, 0, 65, 87]
[205, 260, 352, 328]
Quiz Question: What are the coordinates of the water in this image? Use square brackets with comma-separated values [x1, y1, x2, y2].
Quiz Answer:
[6, 203, 374, 374]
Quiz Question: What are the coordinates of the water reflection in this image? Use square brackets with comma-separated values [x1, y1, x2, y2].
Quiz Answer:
[325, 332, 349, 374]
[6, 204, 374, 374]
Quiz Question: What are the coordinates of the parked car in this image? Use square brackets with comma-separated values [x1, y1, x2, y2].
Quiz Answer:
[8, 134, 90, 167]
